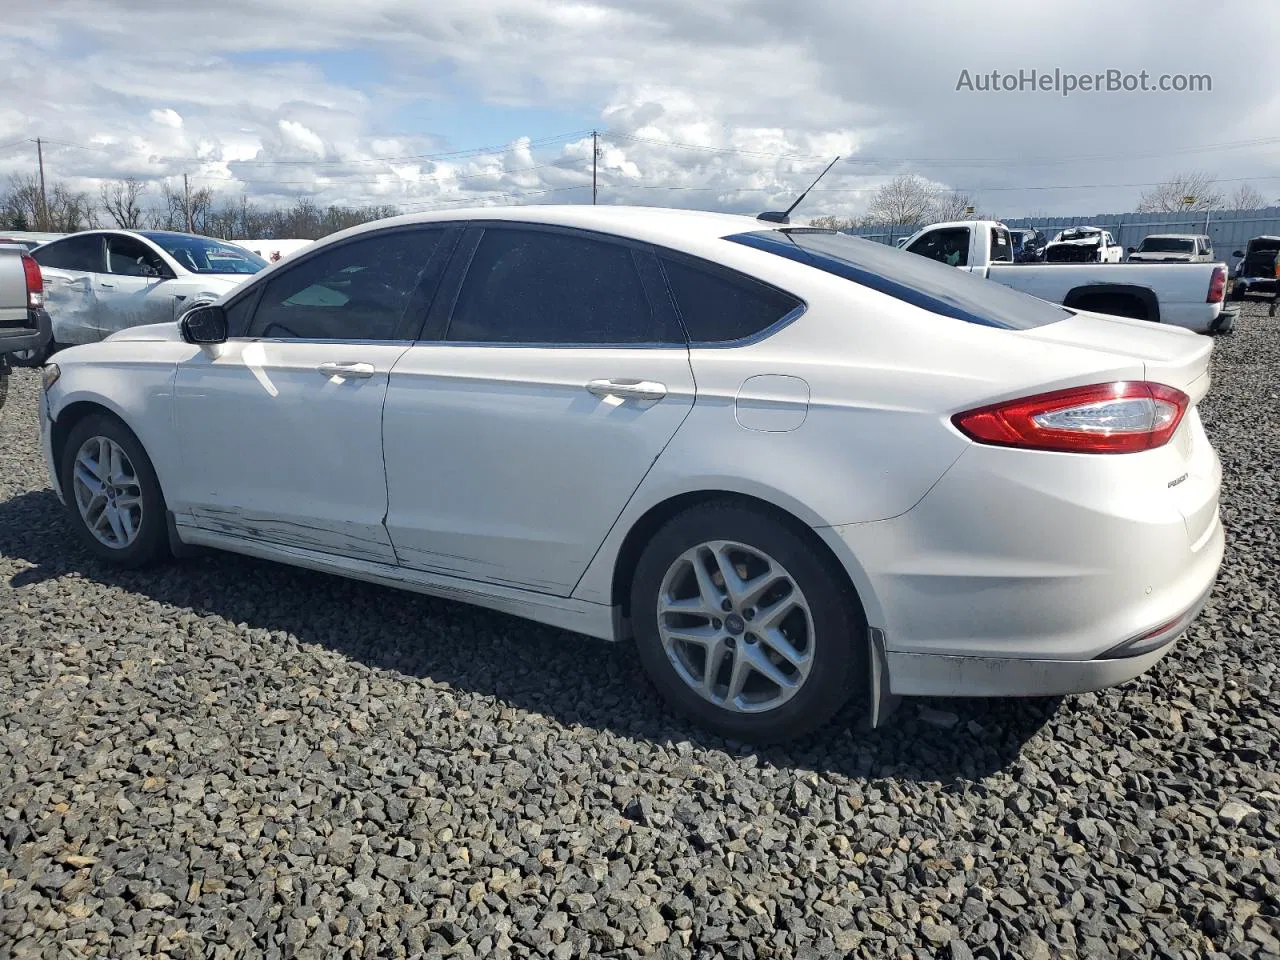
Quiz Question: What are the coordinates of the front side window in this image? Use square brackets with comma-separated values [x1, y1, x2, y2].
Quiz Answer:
[659, 256, 801, 343]
[446, 228, 681, 344]
[32, 235, 104, 273]
[247, 228, 444, 341]
[906, 227, 970, 267]
[106, 236, 170, 278]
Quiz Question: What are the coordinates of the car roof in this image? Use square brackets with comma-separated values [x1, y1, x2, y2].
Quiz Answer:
[1142, 233, 1203, 240]
[330, 204, 783, 249]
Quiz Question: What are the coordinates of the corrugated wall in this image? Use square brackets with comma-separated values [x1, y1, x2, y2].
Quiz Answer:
[841, 207, 1280, 270]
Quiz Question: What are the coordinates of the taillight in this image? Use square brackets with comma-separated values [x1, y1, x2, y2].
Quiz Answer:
[21, 254, 43, 309]
[953, 381, 1190, 454]
[1207, 265, 1226, 303]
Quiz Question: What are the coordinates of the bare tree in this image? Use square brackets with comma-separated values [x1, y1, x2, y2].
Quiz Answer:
[932, 190, 980, 222]
[99, 177, 147, 228]
[1, 175, 42, 230]
[807, 215, 854, 230]
[151, 181, 215, 233]
[1135, 171, 1222, 213]
[864, 174, 940, 226]
[1224, 182, 1266, 211]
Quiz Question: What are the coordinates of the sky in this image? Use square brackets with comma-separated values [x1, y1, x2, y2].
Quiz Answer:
[2, 0, 1279, 223]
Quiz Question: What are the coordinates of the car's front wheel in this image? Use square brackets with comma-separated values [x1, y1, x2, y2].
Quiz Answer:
[630, 502, 865, 743]
[60, 412, 170, 568]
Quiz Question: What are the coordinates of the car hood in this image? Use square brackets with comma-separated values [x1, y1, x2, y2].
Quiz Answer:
[103, 321, 186, 343]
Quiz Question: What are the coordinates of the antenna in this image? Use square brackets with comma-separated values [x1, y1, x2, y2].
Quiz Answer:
[757, 156, 841, 225]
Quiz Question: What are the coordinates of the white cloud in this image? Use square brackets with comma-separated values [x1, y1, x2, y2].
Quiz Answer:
[149, 108, 183, 128]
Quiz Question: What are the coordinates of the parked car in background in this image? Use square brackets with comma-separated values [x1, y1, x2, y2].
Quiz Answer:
[1229, 235, 1280, 300]
[1126, 234, 1214, 264]
[37, 205, 1223, 742]
[1008, 227, 1047, 262]
[16, 230, 267, 364]
[1043, 225, 1124, 263]
[0, 245, 51, 409]
[902, 219, 1235, 333]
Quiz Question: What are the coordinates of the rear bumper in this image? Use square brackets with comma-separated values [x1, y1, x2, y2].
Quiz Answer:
[1235, 277, 1276, 294]
[1210, 309, 1237, 333]
[0, 307, 51, 356]
[883, 575, 1216, 697]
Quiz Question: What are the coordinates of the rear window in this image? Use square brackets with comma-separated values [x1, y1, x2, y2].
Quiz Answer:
[1138, 238, 1195, 253]
[727, 229, 1071, 330]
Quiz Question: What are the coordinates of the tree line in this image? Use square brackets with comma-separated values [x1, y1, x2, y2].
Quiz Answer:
[810, 172, 1274, 229]
[0, 175, 399, 240]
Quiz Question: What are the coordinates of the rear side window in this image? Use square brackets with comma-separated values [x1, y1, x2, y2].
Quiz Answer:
[446, 228, 681, 344]
[990, 228, 1013, 263]
[658, 257, 801, 343]
[33, 235, 103, 273]
[248, 228, 444, 340]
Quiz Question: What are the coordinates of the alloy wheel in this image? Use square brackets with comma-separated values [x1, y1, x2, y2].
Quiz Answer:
[656, 540, 814, 714]
[72, 436, 145, 549]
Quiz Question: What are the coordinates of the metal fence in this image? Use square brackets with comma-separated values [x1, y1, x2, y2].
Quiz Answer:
[842, 207, 1280, 269]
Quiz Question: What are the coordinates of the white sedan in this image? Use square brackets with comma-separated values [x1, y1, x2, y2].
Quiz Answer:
[36, 205, 1224, 742]
[22, 229, 266, 362]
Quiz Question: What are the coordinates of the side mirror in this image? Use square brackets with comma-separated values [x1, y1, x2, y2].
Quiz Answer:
[1232, 250, 1244, 258]
[1126, 246, 1136, 254]
[180, 304, 228, 344]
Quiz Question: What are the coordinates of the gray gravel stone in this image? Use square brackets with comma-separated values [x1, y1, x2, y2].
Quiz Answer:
[2, 305, 1279, 959]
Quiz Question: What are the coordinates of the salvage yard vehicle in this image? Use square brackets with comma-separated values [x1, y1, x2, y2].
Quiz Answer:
[1043, 225, 1123, 263]
[903, 219, 1235, 334]
[0, 245, 51, 410]
[37, 205, 1224, 742]
[1229, 236, 1280, 300]
[16, 230, 266, 365]
[1008, 226, 1047, 262]
[1126, 234, 1214, 264]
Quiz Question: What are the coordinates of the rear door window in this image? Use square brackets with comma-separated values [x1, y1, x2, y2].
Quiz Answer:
[658, 256, 802, 343]
[446, 227, 682, 345]
[906, 227, 970, 267]
[32, 235, 104, 273]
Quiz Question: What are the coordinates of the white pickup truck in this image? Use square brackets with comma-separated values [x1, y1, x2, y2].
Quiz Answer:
[901, 220, 1235, 334]
[0, 246, 52, 409]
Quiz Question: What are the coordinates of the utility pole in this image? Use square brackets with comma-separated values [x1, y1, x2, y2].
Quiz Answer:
[36, 137, 48, 231]
[592, 130, 598, 205]
[183, 173, 193, 233]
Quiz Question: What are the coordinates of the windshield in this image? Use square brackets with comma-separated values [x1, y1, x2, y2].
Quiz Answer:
[729, 229, 1071, 330]
[1056, 228, 1100, 241]
[140, 233, 268, 274]
[1137, 237, 1195, 253]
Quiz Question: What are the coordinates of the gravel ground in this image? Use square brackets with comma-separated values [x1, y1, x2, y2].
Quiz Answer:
[1, 306, 1277, 960]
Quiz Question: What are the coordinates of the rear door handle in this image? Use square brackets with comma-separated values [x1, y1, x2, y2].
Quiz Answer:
[586, 379, 667, 401]
[317, 361, 375, 379]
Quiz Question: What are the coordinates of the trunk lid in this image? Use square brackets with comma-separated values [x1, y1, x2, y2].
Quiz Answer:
[1016, 308, 1213, 401]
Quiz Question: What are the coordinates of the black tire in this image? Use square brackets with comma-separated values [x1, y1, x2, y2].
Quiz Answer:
[1230, 283, 1245, 302]
[630, 501, 865, 743]
[0, 364, 8, 411]
[59, 412, 171, 568]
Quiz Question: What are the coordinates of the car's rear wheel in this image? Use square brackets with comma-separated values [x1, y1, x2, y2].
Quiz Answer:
[60, 413, 170, 568]
[630, 502, 864, 743]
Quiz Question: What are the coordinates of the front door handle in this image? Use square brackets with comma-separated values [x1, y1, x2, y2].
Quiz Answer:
[318, 361, 375, 379]
[586, 379, 667, 401]
[98, 281, 116, 288]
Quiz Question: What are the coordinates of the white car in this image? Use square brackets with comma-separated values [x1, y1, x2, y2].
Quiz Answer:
[1043, 225, 1124, 263]
[24, 229, 266, 362]
[36, 205, 1224, 742]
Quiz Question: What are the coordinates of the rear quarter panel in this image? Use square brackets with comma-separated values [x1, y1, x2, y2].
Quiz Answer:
[571, 255, 1149, 606]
